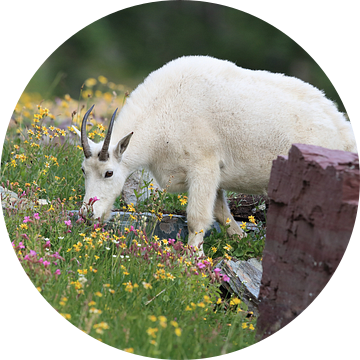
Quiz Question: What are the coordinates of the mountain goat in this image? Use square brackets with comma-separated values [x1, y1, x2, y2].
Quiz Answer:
[75, 55, 357, 254]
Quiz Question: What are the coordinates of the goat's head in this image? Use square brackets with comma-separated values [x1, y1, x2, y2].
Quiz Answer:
[74, 105, 133, 221]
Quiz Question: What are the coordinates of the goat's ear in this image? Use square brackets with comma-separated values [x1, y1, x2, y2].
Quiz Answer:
[72, 126, 96, 146]
[114, 132, 133, 160]
[72, 125, 81, 138]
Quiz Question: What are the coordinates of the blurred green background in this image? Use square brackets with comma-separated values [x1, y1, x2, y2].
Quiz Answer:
[25, 0, 345, 112]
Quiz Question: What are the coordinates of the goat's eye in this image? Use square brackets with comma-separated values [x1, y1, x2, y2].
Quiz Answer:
[105, 171, 113, 178]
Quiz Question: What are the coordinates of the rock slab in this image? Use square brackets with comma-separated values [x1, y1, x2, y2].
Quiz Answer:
[218, 258, 263, 315]
[257, 144, 359, 339]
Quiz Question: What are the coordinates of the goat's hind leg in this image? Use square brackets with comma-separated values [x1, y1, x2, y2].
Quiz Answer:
[214, 189, 245, 238]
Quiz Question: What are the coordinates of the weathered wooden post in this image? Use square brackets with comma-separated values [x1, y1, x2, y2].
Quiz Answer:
[257, 144, 359, 338]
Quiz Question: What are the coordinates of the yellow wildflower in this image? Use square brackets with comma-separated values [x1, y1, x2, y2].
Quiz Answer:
[142, 282, 152, 289]
[98, 75, 108, 84]
[85, 78, 97, 87]
[61, 313, 71, 320]
[248, 215, 256, 224]
[148, 315, 157, 322]
[223, 244, 233, 251]
[203, 295, 211, 303]
[97, 123, 105, 131]
[146, 327, 158, 338]
[230, 297, 241, 306]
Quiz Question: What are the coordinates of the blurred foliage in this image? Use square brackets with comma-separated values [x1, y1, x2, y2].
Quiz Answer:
[25, 1, 345, 112]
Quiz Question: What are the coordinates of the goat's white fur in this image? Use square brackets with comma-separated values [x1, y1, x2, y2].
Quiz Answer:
[76, 55, 357, 254]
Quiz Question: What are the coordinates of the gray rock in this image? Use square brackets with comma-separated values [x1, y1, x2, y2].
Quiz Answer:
[122, 170, 160, 205]
[217, 257, 263, 315]
[1, 186, 48, 210]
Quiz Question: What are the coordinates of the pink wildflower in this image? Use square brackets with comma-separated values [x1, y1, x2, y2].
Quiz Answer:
[54, 269, 61, 275]
[222, 275, 230, 282]
[33, 213, 40, 220]
[89, 196, 100, 206]
[168, 238, 175, 245]
[51, 252, 65, 261]
[43, 260, 51, 267]
[64, 219, 71, 226]
[213, 268, 222, 273]
[23, 216, 30, 223]
[197, 262, 206, 269]
[12, 241, 25, 250]
[24, 250, 37, 261]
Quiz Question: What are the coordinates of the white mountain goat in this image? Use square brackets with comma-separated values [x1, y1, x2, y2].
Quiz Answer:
[74, 55, 357, 254]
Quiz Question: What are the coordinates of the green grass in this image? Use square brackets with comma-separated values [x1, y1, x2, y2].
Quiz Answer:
[1, 86, 261, 358]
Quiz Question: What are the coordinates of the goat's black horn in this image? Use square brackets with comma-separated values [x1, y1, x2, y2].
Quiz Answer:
[98, 108, 118, 161]
[81, 104, 94, 159]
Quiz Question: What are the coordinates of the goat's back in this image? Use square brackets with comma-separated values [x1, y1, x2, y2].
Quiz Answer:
[114, 56, 357, 192]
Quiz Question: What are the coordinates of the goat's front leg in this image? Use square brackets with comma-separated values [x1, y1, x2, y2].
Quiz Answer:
[186, 166, 220, 256]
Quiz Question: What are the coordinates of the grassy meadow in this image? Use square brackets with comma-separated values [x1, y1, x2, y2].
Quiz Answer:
[1, 78, 264, 358]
